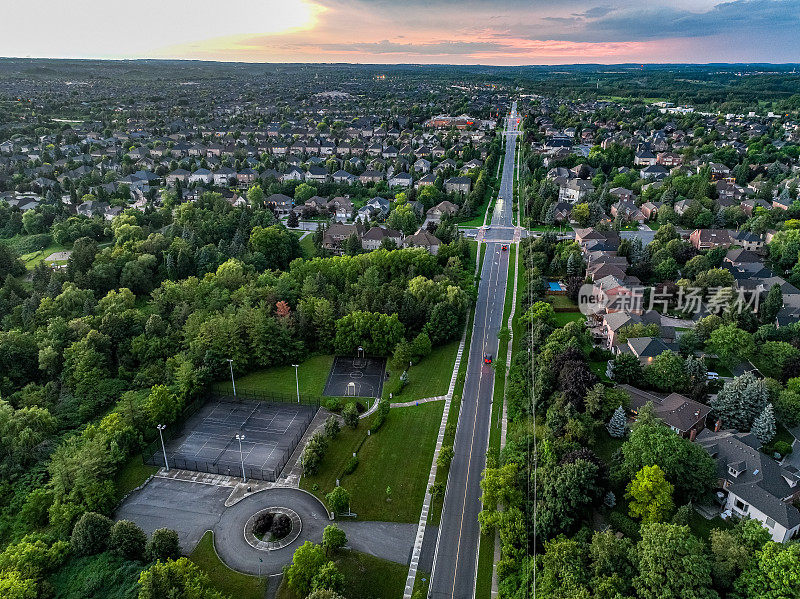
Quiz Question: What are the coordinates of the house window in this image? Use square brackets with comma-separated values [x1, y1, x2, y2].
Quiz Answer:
[765, 517, 775, 528]
[734, 499, 749, 513]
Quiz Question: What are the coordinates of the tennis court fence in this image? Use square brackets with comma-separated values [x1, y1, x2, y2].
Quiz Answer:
[142, 392, 319, 482]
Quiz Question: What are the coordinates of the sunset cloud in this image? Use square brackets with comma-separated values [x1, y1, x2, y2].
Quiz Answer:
[1, 0, 798, 64]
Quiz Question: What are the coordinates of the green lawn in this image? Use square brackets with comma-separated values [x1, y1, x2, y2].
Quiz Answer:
[553, 312, 585, 327]
[214, 354, 334, 396]
[688, 510, 733, 541]
[528, 224, 573, 232]
[589, 359, 612, 383]
[549, 294, 578, 310]
[475, 531, 495, 599]
[298, 233, 315, 258]
[382, 340, 459, 402]
[593, 429, 624, 463]
[190, 531, 267, 599]
[114, 455, 158, 501]
[302, 401, 444, 522]
[20, 242, 69, 269]
[276, 549, 407, 599]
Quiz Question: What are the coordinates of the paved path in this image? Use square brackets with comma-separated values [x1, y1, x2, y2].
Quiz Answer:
[116, 477, 420, 575]
[427, 101, 518, 599]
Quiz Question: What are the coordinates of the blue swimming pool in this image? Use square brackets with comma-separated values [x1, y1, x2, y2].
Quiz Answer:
[548, 282, 562, 291]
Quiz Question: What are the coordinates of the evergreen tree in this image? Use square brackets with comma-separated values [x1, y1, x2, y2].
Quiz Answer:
[607, 405, 627, 438]
[751, 403, 776, 446]
[711, 372, 768, 431]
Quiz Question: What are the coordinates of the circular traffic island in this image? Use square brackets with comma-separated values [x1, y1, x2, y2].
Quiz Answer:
[244, 507, 301, 551]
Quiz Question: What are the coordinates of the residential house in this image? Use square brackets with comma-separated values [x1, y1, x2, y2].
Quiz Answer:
[690, 229, 733, 251]
[322, 222, 365, 255]
[361, 226, 403, 250]
[445, 176, 472, 195]
[614, 336, 674, 364]
[267, 193, 293, 215]
[620, 384, 711, 439]
[388, 172, 412, 188]
[558, 178, 594, 203]
[189, 168, 213, 184]
[403, 228, 441, 255]
[426, 200, 460, 223]
[327, 196, 353, 221]
[697, 429, 800, 542]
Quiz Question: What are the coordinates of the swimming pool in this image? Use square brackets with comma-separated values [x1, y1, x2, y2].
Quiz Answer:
[548, 282, 563, 291]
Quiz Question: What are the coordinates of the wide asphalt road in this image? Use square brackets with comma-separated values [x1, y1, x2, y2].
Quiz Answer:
[428, 102, 519, 599]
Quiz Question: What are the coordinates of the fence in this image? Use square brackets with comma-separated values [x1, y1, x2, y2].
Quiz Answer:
[142, 392, 319, 482]
[210, 387, 322, 408]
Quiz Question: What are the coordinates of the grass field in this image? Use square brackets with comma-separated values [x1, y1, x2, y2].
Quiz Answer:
[190, 531, 267, 599]
[688, 510, 733, 540]
[113, 455, 158, 501]
[292, 230, 316, 258]
[276, 549, 407, 599]
[214, 354, 334, 396]
[549, 294, 578, 310]
[382, 339, 459, 402]
[301, 401, 444, 522]
[528, 224, 573, 232]
[553, 312, 585, 327]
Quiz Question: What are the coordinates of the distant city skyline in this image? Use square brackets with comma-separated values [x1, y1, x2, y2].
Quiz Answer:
[2, 0, 800, 65]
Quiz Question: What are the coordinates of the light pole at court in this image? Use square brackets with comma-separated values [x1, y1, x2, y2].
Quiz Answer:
[157, 424, 169, 471]
[227, 358, 236, 396]
[292, 364, 300, 403]
[235, 433, 246, 482]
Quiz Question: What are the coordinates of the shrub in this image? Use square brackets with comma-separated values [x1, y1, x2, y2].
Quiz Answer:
[324, 398, 342, 413]
[371, 398, 391, 432]
[272, 514, 291, 540]
[343, 456, 359, 475]
[253, 513, 275, 538]
[342, 403, 359, 429]
[607, 510, 641, 541]
[437, 446, 454, 470]
[324, 416, 341, 439]
[71, 512, 113, 557]
[773, 440, 793, 456]
[108, 520, 147, 561]
[671, 504, 692, 526]
[146, 528, 181, 562]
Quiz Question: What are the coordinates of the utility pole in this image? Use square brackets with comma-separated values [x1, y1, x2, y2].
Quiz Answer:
[227, 358, 236, 396]
[293, 364, 300, 403]
[235, 433, 246, 482]
[157, 424, 169, 471]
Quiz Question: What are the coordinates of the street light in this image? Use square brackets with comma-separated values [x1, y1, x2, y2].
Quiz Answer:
[157, 424, 169, 471]
[227, 358, 236, 396]
[292, 364, 300, 403]
[235, 433, 246, 482]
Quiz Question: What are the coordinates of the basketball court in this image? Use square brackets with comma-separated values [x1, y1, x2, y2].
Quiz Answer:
[153, 399, 317, 481]
[323, 352, 387, 398]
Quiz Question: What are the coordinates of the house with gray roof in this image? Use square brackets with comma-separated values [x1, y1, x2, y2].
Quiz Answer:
[697, 429, 800, 542]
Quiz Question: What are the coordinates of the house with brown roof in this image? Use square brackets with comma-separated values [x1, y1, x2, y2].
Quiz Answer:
[620, 384, 711, 439]
[322, 222, 365, 255]
[690, 229, 733, 251]
[403, 229, 441, 255]
[361, 226, 403, 250]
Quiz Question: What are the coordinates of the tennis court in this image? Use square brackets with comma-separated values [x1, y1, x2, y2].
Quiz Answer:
[148, 398, 317, 482]
[323, 355, 387, 398]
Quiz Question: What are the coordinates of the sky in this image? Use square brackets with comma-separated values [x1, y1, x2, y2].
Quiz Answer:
[1, 0, 799, 65]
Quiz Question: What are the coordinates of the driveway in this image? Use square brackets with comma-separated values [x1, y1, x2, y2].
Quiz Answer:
[116, 477, 420, 575]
